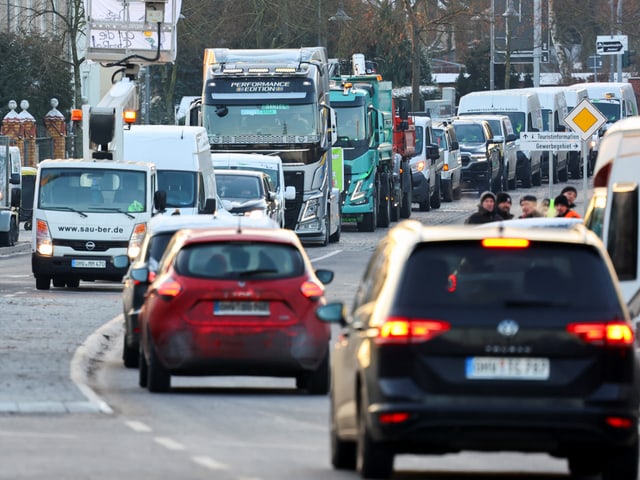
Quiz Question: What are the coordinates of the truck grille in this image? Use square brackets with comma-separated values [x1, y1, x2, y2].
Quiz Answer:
[53, 239, 129, 252]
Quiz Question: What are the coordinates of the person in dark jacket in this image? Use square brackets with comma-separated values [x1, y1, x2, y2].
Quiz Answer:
[465, 191, 500, 224]
[554, 194, 581, 218]
[519, 194, 543, 218]
[495, 192, 514, 220]
[561, 185, 578, 209]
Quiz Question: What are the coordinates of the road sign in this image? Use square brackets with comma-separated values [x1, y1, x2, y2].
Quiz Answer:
[596, 35, 628, 56]
[519, 132, 581, 152]
[563, 99, 608, 140]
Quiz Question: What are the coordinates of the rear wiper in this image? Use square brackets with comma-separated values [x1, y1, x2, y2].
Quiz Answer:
[48, 206, 87, 218]
[87, 207, 135, 219]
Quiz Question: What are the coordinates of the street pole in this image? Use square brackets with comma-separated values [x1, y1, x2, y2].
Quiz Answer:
[533, 0, 541, 87]
[490, 0, 495, 90]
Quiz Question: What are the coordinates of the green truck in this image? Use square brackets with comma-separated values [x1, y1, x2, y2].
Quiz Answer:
[329, 54, 413, 232]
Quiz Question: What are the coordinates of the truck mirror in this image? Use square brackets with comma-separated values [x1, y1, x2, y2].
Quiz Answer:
[9, 173, 20, 184]
[154, 190, 167, 212]
[506, 134, 517, 143]
[426, 145, 440, 160]
[10, 187, 20, 208]
[450, 141, 459, 150]
[284, 185, 296, 200]
[201, 197, 216, 214]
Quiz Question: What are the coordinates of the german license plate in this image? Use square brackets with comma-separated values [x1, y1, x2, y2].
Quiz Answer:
[214, 301, 270, 316]
[71, 259, 106, 269]
[465, 357, 550, 380]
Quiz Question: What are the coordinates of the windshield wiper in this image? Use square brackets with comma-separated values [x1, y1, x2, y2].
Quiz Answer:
[87, 207, 135, 219]
[48, 206, 87, 218]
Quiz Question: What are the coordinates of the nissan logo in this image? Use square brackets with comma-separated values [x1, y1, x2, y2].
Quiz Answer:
[497, 319, 519, 337]
[85, 241, 96, 251]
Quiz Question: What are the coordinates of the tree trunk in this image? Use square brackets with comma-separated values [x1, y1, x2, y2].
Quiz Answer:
[548, 0, 572, 84]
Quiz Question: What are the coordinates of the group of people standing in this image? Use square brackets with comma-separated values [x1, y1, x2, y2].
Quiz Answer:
[465, 186, 581, 225]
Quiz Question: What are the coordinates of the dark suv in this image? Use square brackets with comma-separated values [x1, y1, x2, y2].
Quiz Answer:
[452, 118, 502, 194]
[318, 221, 640, 480]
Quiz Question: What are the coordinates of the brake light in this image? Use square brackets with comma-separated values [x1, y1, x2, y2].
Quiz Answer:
[301, 280, 324, 299]
[156, 278, 182, 297]
[482, 238, 530, 248]
[375, 317, 450, 344]
[606, 417, 634, 429]
[379, 412, 410, 424]
[567, 321, 634, 346]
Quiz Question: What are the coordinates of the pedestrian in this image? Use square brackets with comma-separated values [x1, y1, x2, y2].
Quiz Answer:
[495, 192, 514, 220]
[554, 194, 581, 218]
[465, 191, 499, 224]
[561, 185, 578, 209]
[519, 194, 542, 218]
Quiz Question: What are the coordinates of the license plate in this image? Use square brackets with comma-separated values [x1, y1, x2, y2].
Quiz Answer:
[71, 259, 106, 269]
[465, 357, 550, 380]
[214, 301, 270, 316]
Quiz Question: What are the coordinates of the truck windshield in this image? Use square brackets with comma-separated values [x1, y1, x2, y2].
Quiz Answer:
[336, 106, 366, 141]
[38, 168, 146, 212]
[158, 171, 196, 207]
[592, 100, 621, 123]
[204, 104, 317, 137]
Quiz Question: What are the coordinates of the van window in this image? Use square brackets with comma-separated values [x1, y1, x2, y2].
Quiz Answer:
[607, 186, 638, 281]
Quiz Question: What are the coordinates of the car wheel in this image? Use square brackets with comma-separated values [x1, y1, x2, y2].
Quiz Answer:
[52, 277, 66, 288]
[331, 398, 357, 470]
[138, 346, 148, 388]
[297, 352, 329, 395]
[601, 439, 639, 480]
[501, 161, 509, 191]
[9, 218, 17, 246]
[442, 179, 453, 202]
[567, 453, 602, 477]
[147, 341, 171, 393]
[35, 275, 50, 290]
[123, 335, 139, 369]
[356, 390, 394, 479]
[66, 277, 80, 288]
[430, 174, 441, 209]
[400, 183, 412, 218]
[559, 159, 569, 182]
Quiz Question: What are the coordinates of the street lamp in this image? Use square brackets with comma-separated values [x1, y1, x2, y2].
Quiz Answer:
[503, 0, 517, 89]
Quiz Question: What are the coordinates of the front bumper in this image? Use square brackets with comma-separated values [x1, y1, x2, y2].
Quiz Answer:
[32, 253, 128, 282]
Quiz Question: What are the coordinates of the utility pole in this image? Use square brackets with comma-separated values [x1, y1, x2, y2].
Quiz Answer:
[533, 0, 541, 87]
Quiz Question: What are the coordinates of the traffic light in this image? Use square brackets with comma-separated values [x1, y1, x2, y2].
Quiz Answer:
[623, 51, 635, 68]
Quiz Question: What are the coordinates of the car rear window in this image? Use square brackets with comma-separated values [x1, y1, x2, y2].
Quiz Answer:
[395, 241, 621, 310]
[175, 241, 305, 279]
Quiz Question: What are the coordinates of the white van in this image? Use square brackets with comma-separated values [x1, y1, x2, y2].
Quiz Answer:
[523, 87, 570, 183]
[211, 152, 295, 227]
[457, 89, 544, 188]
[409, 114, 444, 211]
[123, 125, 217, 215]
[583, 116, 640, 321]
[571, 82, 638, 126]
[563, 85, 591, 177]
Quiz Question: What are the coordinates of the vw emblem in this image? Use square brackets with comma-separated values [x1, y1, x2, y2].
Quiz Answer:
[237, 281, 246, 287]
[497, 319, 519, 337]
[85, 241, 96, 251]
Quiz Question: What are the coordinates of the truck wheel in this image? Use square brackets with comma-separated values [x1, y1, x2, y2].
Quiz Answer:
[400, 185, 412, 218]
[558, 159, 569, 182]
[442, 179, 453, 202]
[377, 176, 391, 228]
[53, 277, 66, 288]
[501, 162, 509, 191]
[35, 276, 50, 290]
[358, 187, 377, 232]
[532, 161, 542, 186]
[430, 175, 441, 209]
[66, 278, 80, 288]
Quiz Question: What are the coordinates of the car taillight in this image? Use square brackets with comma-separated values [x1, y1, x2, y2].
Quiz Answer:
[482, 238, 530, 248]
[375, 317, 450, 344]
[301, 280, 324, 299]
[567, 321, 634, 346]
[156, 278, 182, 298]
[379, 412, 410, 424]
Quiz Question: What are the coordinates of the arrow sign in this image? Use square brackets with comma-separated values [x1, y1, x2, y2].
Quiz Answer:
[596, 35, 628, 55]
[598, 41, 623, 53]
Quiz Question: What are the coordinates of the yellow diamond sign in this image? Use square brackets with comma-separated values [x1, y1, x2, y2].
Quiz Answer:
[564, 98, 608, 140]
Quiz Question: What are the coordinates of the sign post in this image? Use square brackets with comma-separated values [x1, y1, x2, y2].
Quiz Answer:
[563, 98, 608, 215]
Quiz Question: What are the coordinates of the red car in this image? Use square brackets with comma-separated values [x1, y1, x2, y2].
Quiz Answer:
[138, 226, 334, 394]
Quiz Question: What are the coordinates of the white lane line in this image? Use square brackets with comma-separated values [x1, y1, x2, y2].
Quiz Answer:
[154, 436, 186, 451]
[309, 249, 342, 262]
[125, 420, 152, 433]
[0, 430, 76, 439]
[191, 456, 230, 471]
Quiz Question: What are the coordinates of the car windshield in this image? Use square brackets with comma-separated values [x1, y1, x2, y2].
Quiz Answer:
[175, 242, 305, 279]
[217, 174, 263, 199]
[454, 124, 485, 144]
[395, 241, 620, 310]
[432, 128, 447, 148]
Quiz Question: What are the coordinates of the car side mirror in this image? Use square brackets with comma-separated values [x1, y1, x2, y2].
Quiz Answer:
[493, 135, 505, 143]
[506, 134, 517, 142]
[315, 301, 344, 324]
[284, 185, 296, 200]
[201, 197, 216, 214]
[315, 268, 334, 285]
[450, 141, 459, 150]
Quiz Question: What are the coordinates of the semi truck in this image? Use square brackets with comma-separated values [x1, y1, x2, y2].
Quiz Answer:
[0, 137, 21, 246]
[329, 54, 412, 232]
[188, 47, 340, 245]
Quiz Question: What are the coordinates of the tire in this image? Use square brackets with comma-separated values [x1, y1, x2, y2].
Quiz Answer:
[501, 160, 509, 191]
[0, 231, 9, 247]
[24, 220, 32, 231]
[35, 276, 50, 290]
[508, 169, 517, 190]
[296, 352, 329, 395]
[320, 215, 329, 247]
[52, 277, 66, 288]
[532, 160, 542, 186]
[478, 167, 491, 196]
[147, 341, 171, 393]
[558, 158, 569, 182]
[66, 277, 80, 288]
[377, 177, 391, 228]
[331, 398, 357, 470]
[356, 390, 394, 479]
[491, 163, 502, 193]
[400, 184, 412, 218]
[138, 347, 148, 388]
[430, 174, 441, 209]
[520, 158, 533, 188]
[568, 454, 602, 477]
[357, 187, 377, 232]
[418, 200, 430, 212]
[123, 335, 139, 369]
[329, 218, 341, 243]
[9, 219, 17, 246]
[601, 439, 639, 480]
[442, 179, 453, 202]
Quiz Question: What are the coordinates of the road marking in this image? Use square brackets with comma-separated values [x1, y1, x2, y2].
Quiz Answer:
[125, 420, 152, 433]
[309, 249, 342, 262]
[0, 430, 76, 439]
[191, 456, 230, 470]
[154, 436, 186, 451]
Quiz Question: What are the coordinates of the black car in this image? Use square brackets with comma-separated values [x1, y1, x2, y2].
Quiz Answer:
[318, 221, 640, 479]
[452, 118, 502, 194]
